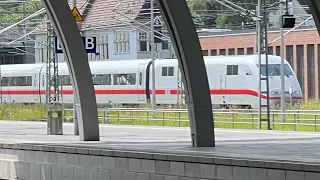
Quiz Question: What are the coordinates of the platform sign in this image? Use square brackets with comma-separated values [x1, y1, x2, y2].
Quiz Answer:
[55, 36, 97, 54]
[154, 16, 163, 27]
[153, 16, 163, 43]
[72, 7, 84, 22]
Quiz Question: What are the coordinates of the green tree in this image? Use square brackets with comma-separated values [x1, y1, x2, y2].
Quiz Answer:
[0, 0, 43, 26]
[188, 0, 280, 29]
[187, 0, 219, 28]
[215, 13, 253, 29]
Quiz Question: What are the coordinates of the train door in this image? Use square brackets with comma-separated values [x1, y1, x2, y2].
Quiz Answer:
[217, 65, 226, 104]
[216, 65, 226, 93]
[33, 67, 41, 102]
[138, 64, 145, 101]
[40, 73, 46, 104]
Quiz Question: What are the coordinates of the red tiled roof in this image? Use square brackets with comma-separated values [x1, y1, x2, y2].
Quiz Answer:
[33, 0, 146, 34]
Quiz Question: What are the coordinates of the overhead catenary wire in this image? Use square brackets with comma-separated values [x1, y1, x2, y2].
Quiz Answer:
[0, 0, 313, 65]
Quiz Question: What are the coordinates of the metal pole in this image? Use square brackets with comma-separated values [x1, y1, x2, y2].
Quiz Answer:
[264, 3, 271, 130]
[151, 0, 156, 118]
[72, 0, 79, 135]
[0, 63, 2, 103]
[257, 2, 262, 129]
[280, 0, 286, 122]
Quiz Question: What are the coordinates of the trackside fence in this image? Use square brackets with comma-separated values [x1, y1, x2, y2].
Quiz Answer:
[62, 108, 320, 132]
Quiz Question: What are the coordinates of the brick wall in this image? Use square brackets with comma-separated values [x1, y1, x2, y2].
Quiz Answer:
[199, 28, 320, 101]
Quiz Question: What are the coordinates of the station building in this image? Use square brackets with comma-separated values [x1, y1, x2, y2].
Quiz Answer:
[32, 0, 175, 63]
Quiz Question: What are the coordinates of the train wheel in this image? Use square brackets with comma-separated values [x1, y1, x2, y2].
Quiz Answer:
[220, 105, 229, 109]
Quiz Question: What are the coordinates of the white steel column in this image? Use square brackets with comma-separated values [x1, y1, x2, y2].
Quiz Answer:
[280, 0, 286, 122]
[72, 0, 79, 135]
[151, 0, 156, 117]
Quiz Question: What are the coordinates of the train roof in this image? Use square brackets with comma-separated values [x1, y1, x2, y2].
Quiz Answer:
[0, 63, 44, 74]
[202, 55, 289, 64]
[0, 55, 289, 73]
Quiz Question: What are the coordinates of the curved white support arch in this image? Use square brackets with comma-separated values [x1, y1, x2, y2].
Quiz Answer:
[156, 0, 215, 147]
[42, 0, 100, 141]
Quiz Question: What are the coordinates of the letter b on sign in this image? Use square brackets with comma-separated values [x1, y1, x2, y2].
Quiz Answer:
[86, 37, 95, 50]
[83, 37, 96, 53]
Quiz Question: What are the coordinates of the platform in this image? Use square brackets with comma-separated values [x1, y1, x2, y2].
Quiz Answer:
[0, 121, 320, 180]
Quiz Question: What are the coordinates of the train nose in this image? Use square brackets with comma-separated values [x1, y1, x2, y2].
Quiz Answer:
[269, 87, 303, 106]
[270, 87, 301, 96]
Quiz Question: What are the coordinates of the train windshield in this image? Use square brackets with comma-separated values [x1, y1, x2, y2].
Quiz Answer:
[257, 64, 294, 76]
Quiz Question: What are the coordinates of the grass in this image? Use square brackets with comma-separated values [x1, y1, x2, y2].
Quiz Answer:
[1, 101, 320, 132]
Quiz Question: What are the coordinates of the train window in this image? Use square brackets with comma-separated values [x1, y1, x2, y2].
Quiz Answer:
[1, 77, 8, 86]
[162, 66, 174, 76]
[162, 67, 167, 76]
[3, 76, 32, 86]
[113, 73, 136, 85]
[58, 75, 72, 86]
[93, 74, 111, 85]
[227, 65, 238, 75]
[139, 72, 142, 86]
[42, 75, 45, 87]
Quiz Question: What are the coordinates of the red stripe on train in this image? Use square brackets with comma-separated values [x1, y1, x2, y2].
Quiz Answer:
[171, 89, 303, 100]
[0, 89, 303, 100]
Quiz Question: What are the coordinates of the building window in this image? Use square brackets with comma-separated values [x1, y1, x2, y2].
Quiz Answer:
[228, 48, 235, 55]
[161, 29, 169, 50]
[286, 45, 293, 66]
[226, 65, 238, 75]
[202, 50, 209, 56]
[307, 44, 315, 99]
[114, 32, 130, 54]
[97, 35, 108, 60]
[162, 66, 174, 76]
[211, 49, 217, 56]
[296, 45, 304, 93]
[138, 32, 149, 52]
[237, 48, 244, 55]
[268, 46, 273, 55]
[219, 49, 226, 55]
[36, 38, 46, 63]
[318, 45, 320, 97]
[276, 46, 280, 56]
[247, 47, 254, 55]
[162, 41, 169, 50]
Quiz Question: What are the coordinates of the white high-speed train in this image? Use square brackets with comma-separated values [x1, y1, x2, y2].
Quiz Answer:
[0, 55, 303, 109]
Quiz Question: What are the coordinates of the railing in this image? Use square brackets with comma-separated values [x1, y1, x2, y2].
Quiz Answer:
[63, 108, 320, 132]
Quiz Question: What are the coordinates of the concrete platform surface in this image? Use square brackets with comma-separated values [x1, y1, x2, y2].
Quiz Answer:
[0, 121, 319, 166]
